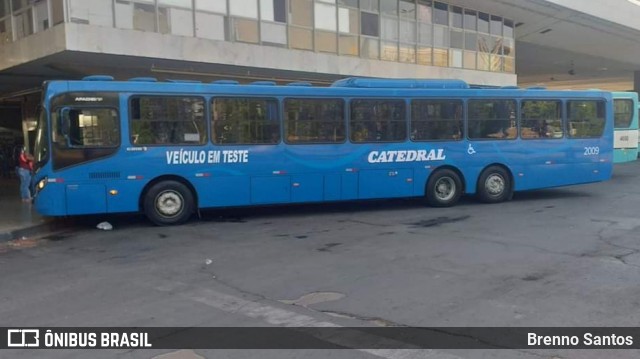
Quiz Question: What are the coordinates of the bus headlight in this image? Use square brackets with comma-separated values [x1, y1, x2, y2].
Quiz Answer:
[37, 177, 47, 191]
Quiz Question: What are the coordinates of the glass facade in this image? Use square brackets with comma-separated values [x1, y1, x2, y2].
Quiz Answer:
[0, 0, 515, 74]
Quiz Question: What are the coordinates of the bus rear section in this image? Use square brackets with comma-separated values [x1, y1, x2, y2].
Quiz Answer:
[612, 92, 639, 163]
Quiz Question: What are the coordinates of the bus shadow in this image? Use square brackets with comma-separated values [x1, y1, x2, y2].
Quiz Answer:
[198, 198, 433, 223]
[46, 189, 593, 235]
[511, 188, 592, 202]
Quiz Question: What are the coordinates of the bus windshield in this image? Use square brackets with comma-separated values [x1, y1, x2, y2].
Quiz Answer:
[33, 106, 49, 171]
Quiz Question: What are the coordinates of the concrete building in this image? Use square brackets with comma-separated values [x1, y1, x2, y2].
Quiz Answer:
[1, 0, 640, 147]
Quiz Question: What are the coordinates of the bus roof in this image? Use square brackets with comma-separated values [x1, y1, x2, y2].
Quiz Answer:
[44, 76, 613, 99]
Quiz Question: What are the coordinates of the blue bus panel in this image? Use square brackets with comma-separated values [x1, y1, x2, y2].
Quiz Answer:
[31, 77, 614, 225]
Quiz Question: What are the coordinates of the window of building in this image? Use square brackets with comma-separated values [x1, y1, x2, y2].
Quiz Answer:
[433, 1, 448, 26]
[417, 0, 432, 23]
[468, 99, 517, 140]
[284, 98, 345, 144]
[338, 0, 358, 7]
[450, 6, 462, 28]
[114, 1, 156, 32]
[614, 99, 634, 128]
[69, 0, 114, 27]
[289, 26, 313, 50]
[290, 0, 312, 27]
[433, 47, 447, 67]
[339, 5, 359, 56]
[433, 25, 448, 47]
[567, 100, 605, 138]
[230, 0, 258, 18]
[504, 57, 515, 73]
[361, 11, 379, 37]
[478, 12, 489, 33]
[196, 0, 226, 14]
[360, 0, 379, 12]
[520, 100, 563, 139]
[464, 9, 476, 31]
[0, 17, 12, 44]
[0, 0, 9, 18]
[34, 0, 49, 32]
[449, 49, 462, 68]
[399, 43, 416, 63]
[159, 0, 194, 36]
[504, 19, 514, 38]
[315, 1, 337, 31]
[350, 99, 406, 143]
[361, 36, 379, 59]
[13, 8, 33, 39]
[261, 21, 286, 46]
[381, 41, 398, 61]
[411, 100, 463, 141]
[381, 16, 398, 41]
[503, 37, 514, 57]
[380, 0, 397, 16]
[400, 19, 416, 43]
[51, 0, 65, 26]
[231, 17, 259, 43]
[417, 46, 432, 65]
[11, 0, 28, 12]
[418, 22, 432, 45]
[463, 51, 476, 69]
[464, 32, 477, 51]
[261, 0, 287, 41]
[490, 15, 502, 36]
[212, 98, 280, 145]
[316, 30, 337, 53]
[196, 12, 227, 41]
[130, 96, 206, 145]
[261, 0, 286, 23]
[399, 0, 415, 19]
[450, 29, 463, 49]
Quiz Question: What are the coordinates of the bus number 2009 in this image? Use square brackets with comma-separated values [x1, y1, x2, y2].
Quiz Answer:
[584, 147, 600, 156]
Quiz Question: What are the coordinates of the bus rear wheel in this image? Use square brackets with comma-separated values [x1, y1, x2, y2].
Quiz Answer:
[143, 180, 194, 226]
[477, 166, 512, 203]
[425, 169, 462, 207]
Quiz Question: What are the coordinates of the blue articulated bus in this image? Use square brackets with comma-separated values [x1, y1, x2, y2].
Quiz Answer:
[32, 76, 613, 225]
[611, 91, 639, 163]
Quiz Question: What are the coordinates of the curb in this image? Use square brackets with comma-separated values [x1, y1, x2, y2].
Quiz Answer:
[0, 219, 76, 243]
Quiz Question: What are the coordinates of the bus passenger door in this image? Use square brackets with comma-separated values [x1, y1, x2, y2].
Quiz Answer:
[358, 169, 414, 199]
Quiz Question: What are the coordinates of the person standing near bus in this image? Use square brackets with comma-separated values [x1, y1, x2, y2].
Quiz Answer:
[16, 146, 34, 203]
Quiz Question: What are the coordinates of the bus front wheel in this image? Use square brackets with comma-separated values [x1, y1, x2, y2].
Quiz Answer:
[477, 166, 512, 203]
[425, 169, 462, 207]
[143, 181, 195, 226]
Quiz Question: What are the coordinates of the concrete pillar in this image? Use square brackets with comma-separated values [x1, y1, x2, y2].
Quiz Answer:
[634, 71, 640, 93]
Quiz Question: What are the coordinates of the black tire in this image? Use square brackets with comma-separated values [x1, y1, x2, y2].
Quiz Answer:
[476, 166, 512, 203]
[425, 169, 463, 207]
[143, 180, 195, 226]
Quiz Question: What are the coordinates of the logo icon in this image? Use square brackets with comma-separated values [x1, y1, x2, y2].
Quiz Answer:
[7, 329, 39, 347]
[467, 144, 477, 155]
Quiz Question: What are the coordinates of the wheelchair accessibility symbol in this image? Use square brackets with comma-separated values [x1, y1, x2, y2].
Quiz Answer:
[467, 144, 477, 155]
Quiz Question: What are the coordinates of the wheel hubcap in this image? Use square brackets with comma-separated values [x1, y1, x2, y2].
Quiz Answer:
[156, 190, 184, 218]
[435, 177, 456, 201]
[485, 174, 505, 196]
